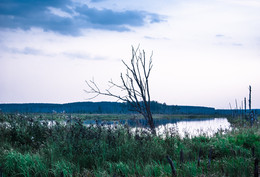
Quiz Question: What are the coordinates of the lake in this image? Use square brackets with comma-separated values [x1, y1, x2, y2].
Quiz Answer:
[83, 117, 231, 138]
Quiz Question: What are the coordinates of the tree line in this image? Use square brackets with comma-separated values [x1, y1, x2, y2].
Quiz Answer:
[0, 101, 219, 114]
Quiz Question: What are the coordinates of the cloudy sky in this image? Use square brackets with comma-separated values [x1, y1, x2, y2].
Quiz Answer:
[0, 0, 260, 109]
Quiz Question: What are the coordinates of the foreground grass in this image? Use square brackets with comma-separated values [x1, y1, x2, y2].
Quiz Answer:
[0, 113, 259, 176]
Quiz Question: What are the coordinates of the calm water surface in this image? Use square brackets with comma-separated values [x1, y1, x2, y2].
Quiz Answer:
[83, 118, 231, 138]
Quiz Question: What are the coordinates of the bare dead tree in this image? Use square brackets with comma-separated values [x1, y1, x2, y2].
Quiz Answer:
[249, 85, 252, 111]
[85, 46, 156, 134]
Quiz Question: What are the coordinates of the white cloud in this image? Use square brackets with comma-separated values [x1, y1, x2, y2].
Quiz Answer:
[47, 7, 74, 18]
[220, 0, 260, 8]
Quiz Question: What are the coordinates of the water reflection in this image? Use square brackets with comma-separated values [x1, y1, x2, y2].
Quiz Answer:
[155, 118, 231, 138]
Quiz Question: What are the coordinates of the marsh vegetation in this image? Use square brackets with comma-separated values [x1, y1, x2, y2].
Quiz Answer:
[0, 113, 259, 176]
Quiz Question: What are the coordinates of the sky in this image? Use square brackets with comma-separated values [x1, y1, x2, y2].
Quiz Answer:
[0, 0, 260, 109]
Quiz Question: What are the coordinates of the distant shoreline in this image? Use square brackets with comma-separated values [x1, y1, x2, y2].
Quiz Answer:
[0, 101, 259, 116]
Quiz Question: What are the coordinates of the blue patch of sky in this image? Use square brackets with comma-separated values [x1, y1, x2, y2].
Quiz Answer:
[15, 47, 43, 55]
[76, 5, 145, 26]
[232, 43, 243, 46]
[63, 52, 105, 60]
[215, 34, 225, 38]
[22, 47, 42, 55]
[90, 0, 106, 2]
[0, 0, 164, 35]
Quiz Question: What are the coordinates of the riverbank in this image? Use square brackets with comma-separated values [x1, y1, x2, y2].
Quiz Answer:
[0, 113, 259, 176]
[3, 113, 228, 121]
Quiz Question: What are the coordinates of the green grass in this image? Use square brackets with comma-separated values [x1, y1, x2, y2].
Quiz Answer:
[0, 113, 259, 176]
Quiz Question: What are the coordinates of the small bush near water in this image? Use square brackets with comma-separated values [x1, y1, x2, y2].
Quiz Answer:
[0, 113, 259, 176]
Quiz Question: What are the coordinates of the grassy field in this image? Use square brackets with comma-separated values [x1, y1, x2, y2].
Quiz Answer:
[0, 113, 259, 176]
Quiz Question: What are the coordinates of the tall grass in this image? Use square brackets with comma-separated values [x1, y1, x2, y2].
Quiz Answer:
[0, 113, 259, 176]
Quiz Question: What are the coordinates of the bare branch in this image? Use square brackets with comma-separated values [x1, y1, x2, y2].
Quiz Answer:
[85, 46, 156, 134]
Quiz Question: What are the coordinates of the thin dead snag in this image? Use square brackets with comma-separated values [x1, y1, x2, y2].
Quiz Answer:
[85, 46, 156, 134]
